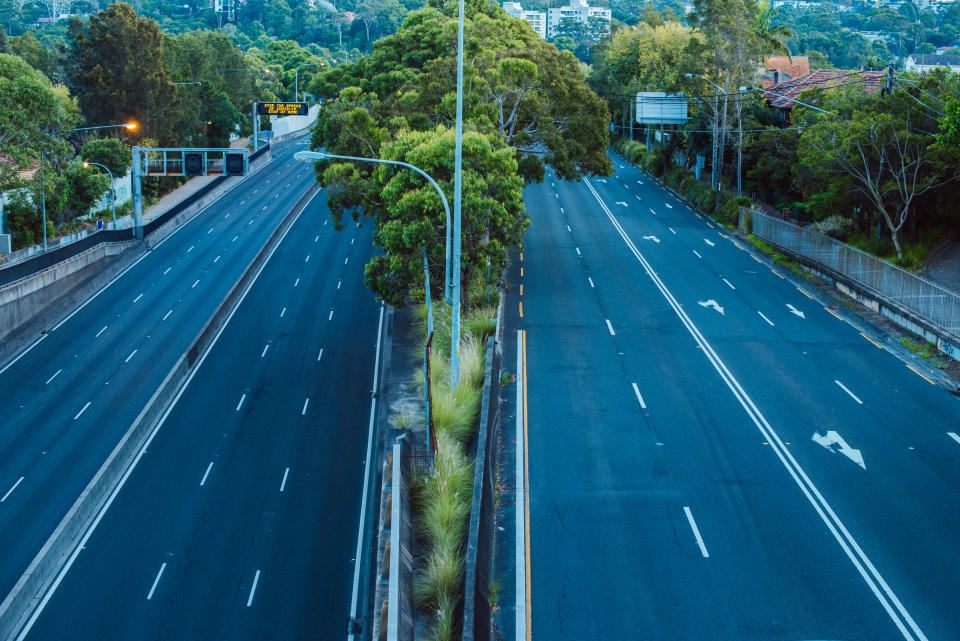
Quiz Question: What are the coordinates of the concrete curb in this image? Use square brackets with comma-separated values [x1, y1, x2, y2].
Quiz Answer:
[0, 182, 320, 641]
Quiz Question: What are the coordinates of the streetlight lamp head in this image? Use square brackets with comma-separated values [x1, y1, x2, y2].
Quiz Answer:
[83, 162, 89, 168]
[685, 73, 696, 78]
[125, 122, 138, 131]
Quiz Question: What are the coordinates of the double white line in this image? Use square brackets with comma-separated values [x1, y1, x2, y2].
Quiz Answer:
[583, 177, 928, 641]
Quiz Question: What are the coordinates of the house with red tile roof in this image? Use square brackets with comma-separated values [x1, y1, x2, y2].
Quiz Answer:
[761, 55, 810, 88]
[763, 68, 887, 122]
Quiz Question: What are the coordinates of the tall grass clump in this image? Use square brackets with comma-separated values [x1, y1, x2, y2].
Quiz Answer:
[410, 295, 495, 641]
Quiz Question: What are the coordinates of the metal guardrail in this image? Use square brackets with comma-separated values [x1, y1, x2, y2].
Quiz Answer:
[0, 144, 271, 289]
[750, 210, 960, 333]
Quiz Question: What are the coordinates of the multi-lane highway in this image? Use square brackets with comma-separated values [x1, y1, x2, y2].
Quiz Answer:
[509, 155, 960, 640]
[18, 192, 381, 640]
[0, 134, 317, 602]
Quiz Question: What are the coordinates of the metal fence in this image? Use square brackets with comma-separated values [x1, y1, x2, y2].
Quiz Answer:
[749, 210, 960, 334]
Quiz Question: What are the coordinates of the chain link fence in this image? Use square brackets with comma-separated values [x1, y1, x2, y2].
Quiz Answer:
[748, 210, 960, 334]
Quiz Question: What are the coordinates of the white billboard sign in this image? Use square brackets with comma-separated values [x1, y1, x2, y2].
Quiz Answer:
[636, 92, 689, 125]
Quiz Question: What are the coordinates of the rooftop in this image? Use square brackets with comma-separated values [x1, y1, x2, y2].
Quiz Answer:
[765, 68, 887, 110]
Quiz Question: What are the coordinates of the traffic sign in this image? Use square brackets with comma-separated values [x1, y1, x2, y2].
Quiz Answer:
[256, 102, 308, 116]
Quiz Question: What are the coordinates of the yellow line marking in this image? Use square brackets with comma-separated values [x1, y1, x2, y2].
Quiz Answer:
[520, 252, 524, 262]
[860, 332, 882, 349]
[519, 301, 523, 318]
[719, 232, 728, 239]
[706, 222, 714, 228]
[520, 284, 524, 296]
[906, 364, 935, 385]
[523, 331, 531, 640]
[751, 255, 763, 264]
[825, 307, 843, 320]
[797, 287, 814, 299]
[695, 213, 702, 219]
[521, 267, 524, 277]
[770, 269, 785, 279]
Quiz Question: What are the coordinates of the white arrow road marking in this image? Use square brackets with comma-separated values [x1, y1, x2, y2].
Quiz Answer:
[787, 304, 806, 318]
[812, 430, 866, 469]
[948, 432, 960, 446]
[642, 236, 660, 243]
[704, 239, 715, 247]
[698, 300, 724, 315]
[615, 201, 628, 207]
[598, 178, 607, 183]
[665, 203, 673, 209]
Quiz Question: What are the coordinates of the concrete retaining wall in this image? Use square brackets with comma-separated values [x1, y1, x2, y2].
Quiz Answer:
[0, 182, 319, 641]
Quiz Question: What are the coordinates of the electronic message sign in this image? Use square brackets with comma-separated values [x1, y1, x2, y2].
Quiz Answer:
[256, 102, 309, 116]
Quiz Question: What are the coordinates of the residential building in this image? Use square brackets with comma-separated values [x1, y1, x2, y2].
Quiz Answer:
[905, 53, 960, 72]
[761, 55, 811, 88]
[503, 2, 547, 38]
[546, 0, 611, 39]
[763, 69, 887, 122]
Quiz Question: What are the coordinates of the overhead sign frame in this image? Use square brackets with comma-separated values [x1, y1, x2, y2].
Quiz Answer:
[635, 92, 689, 125]
[256, 102, 309, 116]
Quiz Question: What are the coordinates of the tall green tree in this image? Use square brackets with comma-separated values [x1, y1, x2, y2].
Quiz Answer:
[68, 3, 177, 144]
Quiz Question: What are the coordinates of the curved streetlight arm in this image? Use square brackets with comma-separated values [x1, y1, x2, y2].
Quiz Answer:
[293, 150, 453, 304]
[685, 72, 725, 94]
[82, 161, 117, 230]
[295, 63, 326, 102]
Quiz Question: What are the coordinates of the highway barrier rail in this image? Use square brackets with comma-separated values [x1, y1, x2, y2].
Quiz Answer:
[0, 144, 270, 290]
[746, 208, 960, 360]
[0, 178, 315, 641]
[462, 336, 502, 641]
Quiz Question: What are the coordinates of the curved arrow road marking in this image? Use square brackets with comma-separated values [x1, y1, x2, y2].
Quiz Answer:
[698, 300, 724, 315]
[787, 304, 806, 318]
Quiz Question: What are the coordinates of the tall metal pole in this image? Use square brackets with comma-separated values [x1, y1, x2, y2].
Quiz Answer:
[40, 148, 47, 251]
[132, 146, 143, 238]
[252, 102, 259, 151]
[451, 0, 465, 387]
[85, 162, 116, 229]
[295, 67, 299, 102]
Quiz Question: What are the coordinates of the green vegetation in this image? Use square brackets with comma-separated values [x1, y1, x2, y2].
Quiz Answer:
[900, 335, 950, 369]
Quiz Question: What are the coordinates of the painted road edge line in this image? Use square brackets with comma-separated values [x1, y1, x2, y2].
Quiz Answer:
[347, 302, 386, 641]
[146, 563, 166, 600]
[632, 383, 646, 409]
[515, 330, 528, 641]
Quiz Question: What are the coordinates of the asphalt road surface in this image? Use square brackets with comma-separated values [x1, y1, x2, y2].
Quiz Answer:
[0, 135, 316, 600]
[508, 155, 960, 641]
[20, 190, 382, 640]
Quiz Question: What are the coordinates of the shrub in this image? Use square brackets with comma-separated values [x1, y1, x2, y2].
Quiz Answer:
[811, 215, 857, 241]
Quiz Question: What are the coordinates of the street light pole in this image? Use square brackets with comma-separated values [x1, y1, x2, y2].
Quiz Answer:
[451, 0, 466, 386]
[83, 161, 116, 229]
[37, 121, 137, 251]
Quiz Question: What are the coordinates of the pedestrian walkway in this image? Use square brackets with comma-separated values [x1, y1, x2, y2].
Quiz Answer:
[924, 238, 960, 293]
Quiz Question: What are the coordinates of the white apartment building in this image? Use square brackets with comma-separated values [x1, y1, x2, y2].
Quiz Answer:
[546, 0, 611, 39]
[503, 2, 548, 38]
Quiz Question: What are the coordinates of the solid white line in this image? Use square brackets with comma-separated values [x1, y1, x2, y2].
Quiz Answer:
[12, 179, 322, 641]
[236, 394, 246, 411]
[192, 280, 199, 288]
[45, 369, 62, 385]
[280, 467, 290, 491]
[208, 228, 213, 234]
[692, 250, 702, 258]
[351, 237, 355, 245]
[605, 319, 615, 336]
[348, 304, 386, 639]
[301, 398, 309, 415]
[635, 195, 642, 201]
[294, 278, 300, 287]
[337, 279, 342, 289]
[187, 245, 194, 253]
[73, 402, 91, 420]
[1, 477, 24, 503]
[949, 432, 960, 446]
[835, 380, 864, 405]
[757, 311, 774, 327]
[249, 219, 254, 225]
[146, 563, 166, 600]
[232, 235, 238, 242]
[515, 330, 527, 641]
[560, 207, 564, 214]
[317, 348, 324, 361]
[200, 462, 213, 486]
[214, 255, 220, 263]
[261, 344, 269, 358]
[124, 349, 137, 363]
[315, 235, 319, 242]
[324, 220, 328, 226]
[163, 310, 172, 321]
[567, 225, 571, 232]
[575, 247, 581, 256]
[632, 383, 646, 409]
[722, 278, 735, 290]
[133, 293, 143, 303]
[683, 507, 709, 558]
[344, 257, 349, 264]
[163, 267, 171, 275]
[246, 570, 260, 607]
[649, 208, 656, 215]
[583, 176, 927, 641]
[305, 254, 310, 262]
[280, 307, 286, 318]
[328, 310, 334, 320]
[588, 277, 595, 288]
[262, 206, 267, 211]
[95, 326, 107, 338]
[669, 227, 677, 235]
